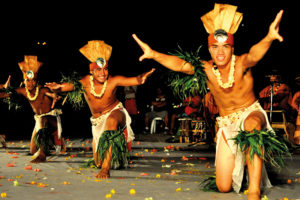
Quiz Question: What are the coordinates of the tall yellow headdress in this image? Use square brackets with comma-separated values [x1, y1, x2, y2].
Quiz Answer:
[79, 40, 112, 70]
[201, 4, 243, 46]
[18, 55, 43, 80]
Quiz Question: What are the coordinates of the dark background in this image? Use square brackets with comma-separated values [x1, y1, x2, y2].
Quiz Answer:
[0, 0, 295, 139]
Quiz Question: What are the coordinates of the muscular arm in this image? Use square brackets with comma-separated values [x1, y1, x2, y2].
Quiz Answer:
[45, 82, 75, 93]
[115, 68, 155, 86]
[241, 10, 284, 69]
[132, 34, 194, 75]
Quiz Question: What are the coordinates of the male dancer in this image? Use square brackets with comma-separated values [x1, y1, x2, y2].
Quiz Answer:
[46, 40, 154, 179]
[0, 56, 63, 163]
[133, 4, 285, 200]
[0, 76, 11, 148]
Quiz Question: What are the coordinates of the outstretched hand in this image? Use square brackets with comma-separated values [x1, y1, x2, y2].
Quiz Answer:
[139, 68, 156, 84]
[268, 10, 284, 42]
[132, 34, 155, 61]
[4, 75, 11, 89]
[45, 82, 64, 91]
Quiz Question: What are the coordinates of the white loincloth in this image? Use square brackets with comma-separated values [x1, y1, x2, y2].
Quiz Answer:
[90, 102, 134, 152]
[32, 109, 63, 157]
[215, 101, 272, 193]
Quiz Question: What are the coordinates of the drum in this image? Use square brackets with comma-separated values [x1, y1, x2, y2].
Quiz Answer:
[191, 120, 207, 142]
[178, 118, 192, 143]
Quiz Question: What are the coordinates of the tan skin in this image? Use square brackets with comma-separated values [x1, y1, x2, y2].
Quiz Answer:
[0, 76, 61, 163]
[133, 10, 283, 200]
[45, 66, 155, 179]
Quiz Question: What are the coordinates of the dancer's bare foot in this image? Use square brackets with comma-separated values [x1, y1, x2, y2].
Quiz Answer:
[94, 168, 110, 179]
[30, 156, 46, 163]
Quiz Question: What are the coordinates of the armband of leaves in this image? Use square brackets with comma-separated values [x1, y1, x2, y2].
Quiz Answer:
[60, 72, 86, 110]
[168, 45, 207, 100]
[0, 86, 22, 111]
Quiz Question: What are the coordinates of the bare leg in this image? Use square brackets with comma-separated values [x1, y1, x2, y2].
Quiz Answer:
[94, 145, 112, 179]
[94, 110, 125, 179]
[243, 111, 266, 200]
[92, 139, 102, 168]
[29, 128, 47, 163]
[216, 131, 235, 192]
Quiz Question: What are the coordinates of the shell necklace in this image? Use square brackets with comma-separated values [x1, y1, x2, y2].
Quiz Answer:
[25, 85, 39, 101]
[212, 55, 236, 89]
[89, 75, 107, 98]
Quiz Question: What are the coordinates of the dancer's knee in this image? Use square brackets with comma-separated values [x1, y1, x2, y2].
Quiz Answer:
[244, 112, 266, 132]
[216, 181, 232, 193]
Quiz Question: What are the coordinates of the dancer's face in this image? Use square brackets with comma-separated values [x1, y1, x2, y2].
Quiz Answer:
[91, 66, 109, 84]
[209, 42, 234, 67]
[25, 79, 37, 91]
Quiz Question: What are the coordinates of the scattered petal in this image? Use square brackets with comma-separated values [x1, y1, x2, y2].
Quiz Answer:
[6, 164, 14, 167]
[176, 187, 181, 192]
[34, 168, 41, 172]
[0, 192, 7, 198]
[110, 189, 116, 194]
[24, 165, 32, 170]
[182, 156, 189, 161]
[261, 195, 269, 200]
[105, 193, 112, 198]
[13, 180, 19, 186]
[170, 171, 177, 176]
[63, 181, 70, 185]
[140, 173, 149, 176]
[156, 174, 161, 178]
[129, 189, 136, 195]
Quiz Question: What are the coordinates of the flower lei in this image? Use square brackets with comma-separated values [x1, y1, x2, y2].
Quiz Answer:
[212, 55, 236, 89]
[25, 85, 39, 101]
[89, 75, 107, 98]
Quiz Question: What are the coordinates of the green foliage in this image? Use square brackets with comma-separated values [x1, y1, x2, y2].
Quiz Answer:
[81, 158, 97, 169]
[199, 175, 219, 192]
[0, 86, 22, 111]
[168, 45, 207, 100]
[33, 128, 55, 154]
[60, 72, 86, 110]
[231, 129, 291, 169]
[96, 129, 129, 169]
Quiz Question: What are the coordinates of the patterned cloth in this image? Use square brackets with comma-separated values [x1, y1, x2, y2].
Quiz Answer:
[90, 102, 134, 152]
[215, 101, 272, 193]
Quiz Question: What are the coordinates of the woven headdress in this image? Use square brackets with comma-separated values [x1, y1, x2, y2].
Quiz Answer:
[18, 55, 43, 80]
[79, 40, 112, 71]
[201, 4, 243, 46]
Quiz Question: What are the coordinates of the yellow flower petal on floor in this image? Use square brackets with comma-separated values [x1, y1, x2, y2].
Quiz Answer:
[261, 195, 268, 200]
[176, 187, 181, 192]
[129, 189, 136, 195]
[105, 193, 112, 198]
[0, 193, 7, 198]
[110, 189, 116, 194]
